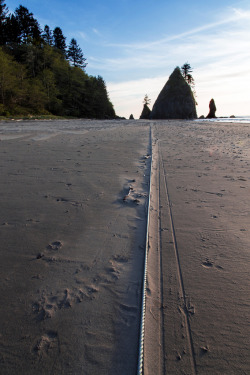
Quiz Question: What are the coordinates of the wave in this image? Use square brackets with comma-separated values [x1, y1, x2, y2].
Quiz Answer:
[196, 116, 250, 124]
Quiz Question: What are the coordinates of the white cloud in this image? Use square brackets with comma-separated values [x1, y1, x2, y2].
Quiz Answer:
[78, 31, 88, 40]
[92, 28, 101, 36]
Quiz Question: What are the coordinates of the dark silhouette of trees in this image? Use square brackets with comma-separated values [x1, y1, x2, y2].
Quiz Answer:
[143, 94, 151, 106]
[0, 0, 8, 44]
[14, 5, 41, 44]
[42, 25, 53, 46]
[53, 27, 66, 54]
[181, 62, 197, 103]
[67, 38, 87, 69]
[0, 0, 8, 20]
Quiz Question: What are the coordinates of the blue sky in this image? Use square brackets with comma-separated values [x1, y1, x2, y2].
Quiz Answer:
[6, 0, 250, 118]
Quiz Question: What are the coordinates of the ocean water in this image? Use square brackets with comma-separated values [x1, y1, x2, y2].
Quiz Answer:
[196, 116, 250, 124]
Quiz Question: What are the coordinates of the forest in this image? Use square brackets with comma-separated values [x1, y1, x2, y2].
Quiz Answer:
[0, 0, 116, 118]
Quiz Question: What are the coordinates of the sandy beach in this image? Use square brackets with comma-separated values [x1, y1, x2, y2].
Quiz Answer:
[0, 119, 249, 374]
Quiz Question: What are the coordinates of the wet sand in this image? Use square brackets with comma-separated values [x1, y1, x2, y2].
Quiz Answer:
[0, 119, 249, 374]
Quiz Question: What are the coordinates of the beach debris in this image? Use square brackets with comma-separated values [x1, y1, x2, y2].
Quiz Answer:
[206, 98, 217, 118]
[36, 252, 44, 259]
[200, 345, 209, 354]
[123, 186, 133, 202]
[176, 353, 182, 361]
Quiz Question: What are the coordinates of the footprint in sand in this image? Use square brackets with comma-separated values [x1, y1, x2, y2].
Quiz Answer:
[36, 241, 63, 260]
[33, 288, 89, 320]
[106, 255, 129, 280]
[47, 241, 63, 251]
[202, 260, 213, 268]
[202, 259, 223, 270]
[117, 303, 138, 327]
[33, 330, 59, 355]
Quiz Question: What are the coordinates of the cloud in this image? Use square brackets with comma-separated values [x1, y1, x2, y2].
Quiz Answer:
[104, 7, 250, 50]
[105, 6, 250, 118]
[78, 31, 88, 40]
[92, 28, 101, 36]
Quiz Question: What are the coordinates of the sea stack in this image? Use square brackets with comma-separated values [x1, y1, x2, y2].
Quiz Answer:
[206, 99, 217, 118]
[151, 67, 197, 119]
[140, 104, 151, 119]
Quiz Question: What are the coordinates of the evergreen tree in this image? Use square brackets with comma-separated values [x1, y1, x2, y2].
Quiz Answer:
[67, 38, 87, 69]
[0, 0, 8, 20]
[42, 25, 53, 46]
[143, 94, 151, 106]
[181, 62, 192, 81]
[14, 5, 41, 44]
[53, 27, 66, 54]
[181, 62, 195, 87]
[0, 0, 8, 44]
[181, 62, 196, 102]
[4, 14, 20, 44]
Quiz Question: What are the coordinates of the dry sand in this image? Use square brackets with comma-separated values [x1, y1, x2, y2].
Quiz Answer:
[0, 119, 249, 374]
[145, 120, 250, 375]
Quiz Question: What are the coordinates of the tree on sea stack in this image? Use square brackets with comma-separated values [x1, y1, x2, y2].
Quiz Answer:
[181, 62, 196, 100]
[140, 94, 151, 119]
[151, 67, 197, 119]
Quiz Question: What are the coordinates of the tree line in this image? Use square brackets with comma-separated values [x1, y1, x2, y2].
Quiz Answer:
[0, 1, 116, 118]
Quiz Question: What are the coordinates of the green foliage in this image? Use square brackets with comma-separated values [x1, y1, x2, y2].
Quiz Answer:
[0, 1, 116, 118]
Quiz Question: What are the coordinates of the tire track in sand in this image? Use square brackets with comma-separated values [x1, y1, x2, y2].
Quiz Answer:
[159, 139, 197, 375]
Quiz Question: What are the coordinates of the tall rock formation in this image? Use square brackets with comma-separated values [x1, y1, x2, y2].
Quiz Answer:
[206, 99, 217, 118]
[151, 67, 197, 119]
[140, 104, 151, 119]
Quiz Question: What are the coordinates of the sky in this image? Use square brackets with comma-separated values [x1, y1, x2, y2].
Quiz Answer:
[6, 0, 250, 118]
